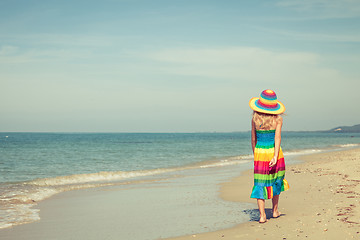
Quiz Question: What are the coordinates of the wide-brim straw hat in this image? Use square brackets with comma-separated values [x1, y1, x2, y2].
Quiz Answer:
[249, 89, 285, 115]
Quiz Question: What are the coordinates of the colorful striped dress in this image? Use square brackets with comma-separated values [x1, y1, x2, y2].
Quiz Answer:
[251, 129, 289, 199]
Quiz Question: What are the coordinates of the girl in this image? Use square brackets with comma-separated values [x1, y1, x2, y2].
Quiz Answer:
[249, 89, 290, 223]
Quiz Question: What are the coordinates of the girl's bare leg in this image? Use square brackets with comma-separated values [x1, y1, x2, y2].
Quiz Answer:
[257, 199, 267, 223]
[272, 195, 280, 218]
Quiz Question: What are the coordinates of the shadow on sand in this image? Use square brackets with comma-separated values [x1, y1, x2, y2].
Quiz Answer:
[243, 208, 286, 222]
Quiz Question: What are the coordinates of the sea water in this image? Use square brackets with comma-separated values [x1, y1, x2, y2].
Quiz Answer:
[0, 131, 359, 235]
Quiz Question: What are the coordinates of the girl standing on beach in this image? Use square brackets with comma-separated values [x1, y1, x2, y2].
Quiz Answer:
[249, 89, 290, 223]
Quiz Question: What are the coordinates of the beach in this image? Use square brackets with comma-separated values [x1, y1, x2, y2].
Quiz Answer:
[168, 148, 360, 240]
[0, 148, 360, 240]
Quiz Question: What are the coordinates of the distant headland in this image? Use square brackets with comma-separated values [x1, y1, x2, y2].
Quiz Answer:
[327, 124, 360, 133]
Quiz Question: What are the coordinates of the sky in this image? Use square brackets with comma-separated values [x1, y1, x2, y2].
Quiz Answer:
[1, 0, 360, 132]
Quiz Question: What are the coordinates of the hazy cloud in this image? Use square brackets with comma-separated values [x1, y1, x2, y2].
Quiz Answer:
[146, 47, 337, 85]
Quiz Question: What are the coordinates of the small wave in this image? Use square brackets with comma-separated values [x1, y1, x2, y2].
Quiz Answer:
[0, 204, 40, 229]
[336, 143, 360, 148]
[200, 160, 251, 169]
[199, 155, 252, 169]
[27, 169, 175, 187]
[283, 149, 323, 156]
[226, 155, 253, 161]
[282, 143, 360, 158]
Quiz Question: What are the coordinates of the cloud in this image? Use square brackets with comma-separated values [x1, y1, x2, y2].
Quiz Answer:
[0, 32, 142, 65]
[0, 45, 19, 55]
[146, 47, 338, 86]
[0, 47, 87, 64]
[2, 33, 141, 48]
[20, 34, 117, 47]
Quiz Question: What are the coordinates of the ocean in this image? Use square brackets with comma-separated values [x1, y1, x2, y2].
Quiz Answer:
[0, 131, 359, 238]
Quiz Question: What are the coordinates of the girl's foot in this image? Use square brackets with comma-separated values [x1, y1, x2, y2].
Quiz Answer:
[259, 215, 268, 223]
[273, 211, 281, 218]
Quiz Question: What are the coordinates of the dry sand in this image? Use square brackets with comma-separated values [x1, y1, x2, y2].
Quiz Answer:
[167, 148, 360, 240]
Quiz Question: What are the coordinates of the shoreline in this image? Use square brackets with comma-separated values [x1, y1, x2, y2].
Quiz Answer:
[166, 147, 360, 240]
[1, 131, 359, 231]
[1, 147, 359, 239]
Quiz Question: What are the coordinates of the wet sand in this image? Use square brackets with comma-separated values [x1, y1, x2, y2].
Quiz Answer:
[167, 148, 360, 240]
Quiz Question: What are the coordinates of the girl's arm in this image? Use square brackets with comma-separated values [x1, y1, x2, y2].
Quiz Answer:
[251, 119, 257, 154]
[269, 115, 283, 167]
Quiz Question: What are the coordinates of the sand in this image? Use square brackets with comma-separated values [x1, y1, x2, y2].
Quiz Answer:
[166, 148, 360, 240]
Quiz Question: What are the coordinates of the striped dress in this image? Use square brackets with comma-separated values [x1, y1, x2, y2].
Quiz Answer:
[251, 129, 289, 199]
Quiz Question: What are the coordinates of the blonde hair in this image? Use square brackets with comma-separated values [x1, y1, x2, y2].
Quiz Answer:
[252, 111, 281, 130]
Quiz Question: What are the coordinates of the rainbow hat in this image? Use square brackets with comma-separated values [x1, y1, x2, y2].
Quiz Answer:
[249, 89, 285, 115]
